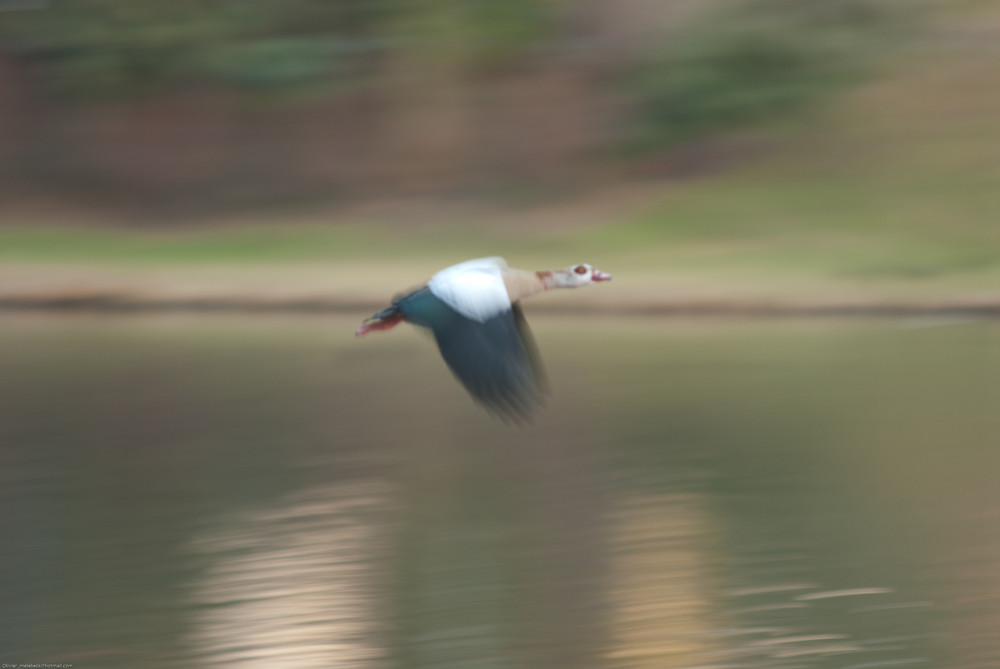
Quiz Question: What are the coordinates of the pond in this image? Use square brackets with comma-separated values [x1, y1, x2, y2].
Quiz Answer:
[1, 314, 998, 668]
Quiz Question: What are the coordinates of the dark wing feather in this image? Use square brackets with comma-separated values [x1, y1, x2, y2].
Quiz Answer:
[396, 289, 546, 421]
[511, 304, 549, 397]
[433, 305, 546, 421]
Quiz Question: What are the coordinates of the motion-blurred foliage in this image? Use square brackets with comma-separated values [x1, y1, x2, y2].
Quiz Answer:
[0, 0, 904, 205]
[0, 0, 554, 99]
[2, 0, 887, 106]
[628, 0, 894, 149]
[1, 0, 393, 98]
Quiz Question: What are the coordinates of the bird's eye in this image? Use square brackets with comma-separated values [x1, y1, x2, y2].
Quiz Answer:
[574, 265, 587, 275]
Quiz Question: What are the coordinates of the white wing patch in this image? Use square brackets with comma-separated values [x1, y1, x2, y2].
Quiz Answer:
[428, 257, 511, 322]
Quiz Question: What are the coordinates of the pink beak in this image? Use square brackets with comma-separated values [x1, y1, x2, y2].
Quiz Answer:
[591, 268, 613, 282]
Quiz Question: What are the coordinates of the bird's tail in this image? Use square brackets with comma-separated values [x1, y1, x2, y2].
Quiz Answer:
[355, 306, 404, 337]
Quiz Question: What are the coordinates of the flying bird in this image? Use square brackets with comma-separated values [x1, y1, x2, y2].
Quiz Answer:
[356, 257, 612, 421]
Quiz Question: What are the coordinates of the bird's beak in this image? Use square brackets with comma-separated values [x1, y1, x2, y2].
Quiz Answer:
[591, 268, 612, 282]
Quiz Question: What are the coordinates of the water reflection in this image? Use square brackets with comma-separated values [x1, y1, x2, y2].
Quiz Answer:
[387, 414, 611, 668]
[605, 492, 722, 668]
[183, 481, 387, 668]
[1, 316, 999, 668]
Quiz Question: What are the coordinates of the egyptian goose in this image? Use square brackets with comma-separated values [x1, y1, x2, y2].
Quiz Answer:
[356, 257, 612, 420]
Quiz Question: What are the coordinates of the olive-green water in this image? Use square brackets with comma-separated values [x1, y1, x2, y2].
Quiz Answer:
[2, 315, 998, 669]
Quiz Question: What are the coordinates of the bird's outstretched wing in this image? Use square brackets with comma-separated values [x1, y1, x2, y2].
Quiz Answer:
[397, 289, 546, 421]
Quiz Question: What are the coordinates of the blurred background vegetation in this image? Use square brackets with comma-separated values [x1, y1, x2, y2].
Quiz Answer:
[0, 0, 998, 302]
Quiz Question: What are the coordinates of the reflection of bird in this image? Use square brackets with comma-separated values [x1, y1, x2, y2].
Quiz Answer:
[357, 257, 612, 421]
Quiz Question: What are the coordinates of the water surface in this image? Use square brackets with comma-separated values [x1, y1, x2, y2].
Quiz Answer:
[2, 315, 998, 668]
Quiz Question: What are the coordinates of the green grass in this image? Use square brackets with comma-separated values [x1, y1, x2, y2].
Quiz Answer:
[2, 167, 998, 297]
[572, 170, 1000, 276]
[0, 223, 395, 264]
[2, 157, 997, 281]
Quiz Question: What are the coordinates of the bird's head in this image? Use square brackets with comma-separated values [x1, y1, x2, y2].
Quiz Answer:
[548, 263, 613, 288]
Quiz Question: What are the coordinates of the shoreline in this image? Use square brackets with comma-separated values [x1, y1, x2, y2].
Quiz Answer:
[3, 293, 999, 318]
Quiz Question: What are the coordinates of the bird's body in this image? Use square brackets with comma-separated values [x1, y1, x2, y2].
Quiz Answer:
[356, 257, 611, 421]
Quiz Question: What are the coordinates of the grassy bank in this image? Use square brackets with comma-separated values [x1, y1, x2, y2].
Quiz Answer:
[2, 21, 999, 310]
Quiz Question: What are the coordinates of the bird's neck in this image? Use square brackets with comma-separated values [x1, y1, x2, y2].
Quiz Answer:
[535, 270, 556, 291]
[536, 270, 573, 291]
[497, 269, 548, 303]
